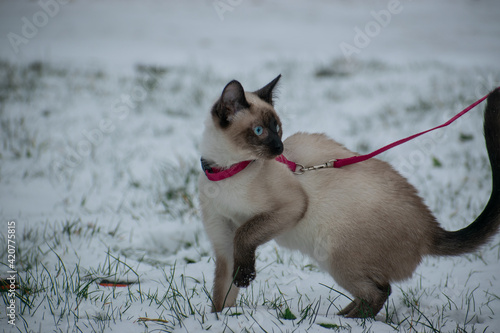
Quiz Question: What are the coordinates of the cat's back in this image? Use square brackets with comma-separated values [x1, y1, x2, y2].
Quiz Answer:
[282, 132, 434, 223]
[283, 132, 354, 167]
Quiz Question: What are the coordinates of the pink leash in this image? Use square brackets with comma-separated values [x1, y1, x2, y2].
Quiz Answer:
[203, 90, 494, 181]
[332, 92, 491, 168]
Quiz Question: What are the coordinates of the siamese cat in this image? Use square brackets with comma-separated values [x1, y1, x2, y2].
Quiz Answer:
[198, 75, 500, 318]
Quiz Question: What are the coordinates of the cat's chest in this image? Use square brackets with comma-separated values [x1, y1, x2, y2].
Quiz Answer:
[201, 175, 269, 226]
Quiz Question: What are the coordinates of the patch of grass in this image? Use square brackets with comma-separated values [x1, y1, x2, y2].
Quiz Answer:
[406, 96, 434, 113]
[184, 257, 197, 264]
[432, 156, 442, 168]
[318, 322, 345, 330]
[0, 116, 42, 160]
[2, 244, 150, 331]
[280, 307, 297, 320]
[228, 311, 243, 316]
[459, 133, 474, 142]
[154, 160, 199, 217]
[315, 67, 351, 78]
[135, 63, 169, 77]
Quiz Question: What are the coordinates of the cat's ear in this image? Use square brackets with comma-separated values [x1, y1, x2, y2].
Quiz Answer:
[254, 74, 281, 106]
[213, 80, 250, 128]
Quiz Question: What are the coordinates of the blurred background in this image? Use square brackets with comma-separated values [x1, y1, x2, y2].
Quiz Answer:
[2, 0, 499, 71]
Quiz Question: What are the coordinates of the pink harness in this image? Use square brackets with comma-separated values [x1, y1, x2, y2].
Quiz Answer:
[202, 155, 297, 182]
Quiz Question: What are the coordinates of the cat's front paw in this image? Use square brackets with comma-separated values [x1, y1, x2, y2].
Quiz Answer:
[232, 263, 256, 288]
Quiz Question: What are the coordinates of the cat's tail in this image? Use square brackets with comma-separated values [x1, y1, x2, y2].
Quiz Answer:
[431, 87, 500, 256]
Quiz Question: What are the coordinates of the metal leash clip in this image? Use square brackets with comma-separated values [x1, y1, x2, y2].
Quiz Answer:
[293, 159, 337, 175]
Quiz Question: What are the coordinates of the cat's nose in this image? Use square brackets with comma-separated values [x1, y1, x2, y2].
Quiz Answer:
[272, 140, 284, 155]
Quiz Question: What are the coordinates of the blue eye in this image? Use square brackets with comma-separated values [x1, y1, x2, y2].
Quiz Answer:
[254, 126, 263, 136]
[276, 124, 280, 133]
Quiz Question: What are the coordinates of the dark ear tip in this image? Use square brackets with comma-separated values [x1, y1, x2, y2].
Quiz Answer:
[253, 74, 282, 106]
[219, 78, 250, 111]
[224, 79, 243, 90]
[221, 79, 246, 99]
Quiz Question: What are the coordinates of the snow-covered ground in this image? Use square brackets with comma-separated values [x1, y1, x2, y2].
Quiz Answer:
[1, 0, 500, 332]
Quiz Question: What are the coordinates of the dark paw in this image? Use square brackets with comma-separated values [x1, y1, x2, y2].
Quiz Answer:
[232, 264, 256, 288]
[338, 300, 378, 319]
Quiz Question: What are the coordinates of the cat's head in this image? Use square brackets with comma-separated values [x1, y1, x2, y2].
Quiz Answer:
[209, 75, 283, 161]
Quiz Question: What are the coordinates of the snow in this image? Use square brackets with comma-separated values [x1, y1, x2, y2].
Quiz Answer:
[1, 0, 500, 332]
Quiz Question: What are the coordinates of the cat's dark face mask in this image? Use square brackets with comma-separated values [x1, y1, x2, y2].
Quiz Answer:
[244, 113, 283, 159]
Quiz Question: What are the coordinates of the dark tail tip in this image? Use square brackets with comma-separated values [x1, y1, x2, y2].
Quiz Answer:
[431, 88, 500, 256]
[484, 87, 500, 187]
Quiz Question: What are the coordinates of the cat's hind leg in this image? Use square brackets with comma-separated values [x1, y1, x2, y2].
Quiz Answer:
[337, 279, 391, 318]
